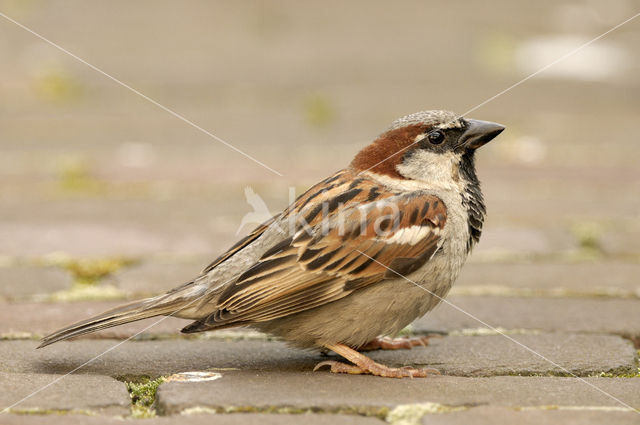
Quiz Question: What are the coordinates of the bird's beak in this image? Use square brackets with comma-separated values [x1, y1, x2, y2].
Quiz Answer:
[459, 119, 505, 150]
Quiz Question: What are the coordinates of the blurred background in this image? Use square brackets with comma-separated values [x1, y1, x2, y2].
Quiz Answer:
[0, 0, 639, 307]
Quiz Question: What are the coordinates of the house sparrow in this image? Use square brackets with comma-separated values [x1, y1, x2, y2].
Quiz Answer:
[39, 110, 504, 378]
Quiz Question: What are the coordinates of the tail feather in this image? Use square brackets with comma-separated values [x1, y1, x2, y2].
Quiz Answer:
[38, 282, 204, 348]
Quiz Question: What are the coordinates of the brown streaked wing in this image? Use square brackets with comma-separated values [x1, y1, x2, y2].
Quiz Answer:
[193, 185, 446, 329]
[199, 169, 353, 275]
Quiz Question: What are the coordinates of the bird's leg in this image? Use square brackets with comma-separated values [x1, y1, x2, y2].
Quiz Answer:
[358, 334, 441, 351]
[313, 343, 440, 378]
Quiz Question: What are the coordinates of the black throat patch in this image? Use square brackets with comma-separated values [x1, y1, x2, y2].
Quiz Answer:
[458, 151, 486, 252]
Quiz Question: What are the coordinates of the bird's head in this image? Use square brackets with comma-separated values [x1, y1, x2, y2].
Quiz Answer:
[351, 110, 504, 185]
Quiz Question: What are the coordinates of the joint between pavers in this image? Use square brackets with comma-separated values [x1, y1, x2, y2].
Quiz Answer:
[40, 254, 139, 282]
[595, 364, 640, 378]
[121, 376, 166, 419]
[172, 404, 392, 420]
[3, 407, 99, 416]
[447, 327, 543, 337]
[449, 285, 640, 300]
[443, 328, 640, 351]
[515, 405, 639, 412]
[0, 332, 40, 341]
[386, 402, 471, 425]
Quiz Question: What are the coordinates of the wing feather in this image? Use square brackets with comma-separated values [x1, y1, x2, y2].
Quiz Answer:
[189, 171, 447, 331]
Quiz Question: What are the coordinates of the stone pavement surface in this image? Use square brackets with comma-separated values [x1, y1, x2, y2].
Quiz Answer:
[0, 335, 635, 378]
[419, 407, 640, 425]
[0, 372, 130, 416]
[0, 413, 382, 425]
[1, 0, 639, 424]
[155, 374, 640, 413]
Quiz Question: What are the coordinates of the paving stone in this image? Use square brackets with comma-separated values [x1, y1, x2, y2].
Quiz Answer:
[156, 373, 640, 415]
[0, 372, 129, 415]
[420, 406, 640, 425]
[480, 167, 640, 222]
[454, 262, 640, 298]
[603, 230, 640, 257]
[0, 413, 382, 425]
[0, 266, 72, 300]
[1, 333, 635, 378]
[473, 222, 640, 259]
[0, 199, 230, 258]
[0, 300, 189, 338]
[370, 333, 637, 377]
[473, 224, 564, 256]
[415, 296, 640, 340]
[0, 340, 317, 377]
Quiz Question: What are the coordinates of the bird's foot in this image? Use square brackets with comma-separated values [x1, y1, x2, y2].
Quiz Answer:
[314, 342, 440, 379]
[358, 334, 440, 351]
[314, 360, 366, 375]
[314, 360, 439, 378]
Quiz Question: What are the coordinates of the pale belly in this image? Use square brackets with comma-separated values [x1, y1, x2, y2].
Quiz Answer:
[254, 248, 465, 349]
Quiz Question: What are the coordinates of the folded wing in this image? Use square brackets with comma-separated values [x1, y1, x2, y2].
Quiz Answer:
[182, 188, 447, 333]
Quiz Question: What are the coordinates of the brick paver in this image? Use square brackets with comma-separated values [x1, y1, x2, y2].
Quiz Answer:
[0, 266, 72, 300]
[1, 334, 635, 378]
[455, 262, 640, 298]
[415, 296, 640, 340]
[0, 300, 189, 338]
[420, 407, 640, 425]
[0, 372, 130, 415]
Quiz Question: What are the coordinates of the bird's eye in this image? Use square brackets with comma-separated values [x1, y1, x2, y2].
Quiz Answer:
[428, 130, 445, 145]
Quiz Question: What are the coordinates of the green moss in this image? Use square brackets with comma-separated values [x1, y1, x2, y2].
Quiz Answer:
[56, 156, 107, 195]
[387, 403, 466, 425]
[125, 376, 165, 419]
[179, 405, 389, 419]
[594, 350, 640, 377]
[597, 368, 640, 378]
[32, 67, 82, 103]
[502, 369, 638, 378]
[43, 254, 134, 301]
[4, 408, 94, 416]
[476, 31, 518, 75]
[48, 283, 128, 302]
[0, 332, 38, 340]
[59, 257, 136, 285]
[38, 255, 137, 300]
[303, 94, 336, 129]
[501, 365, 640, 378]
[569, 221, 606, 259]
[504, 371, 574, 377]
[515, 405, 560, 411]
